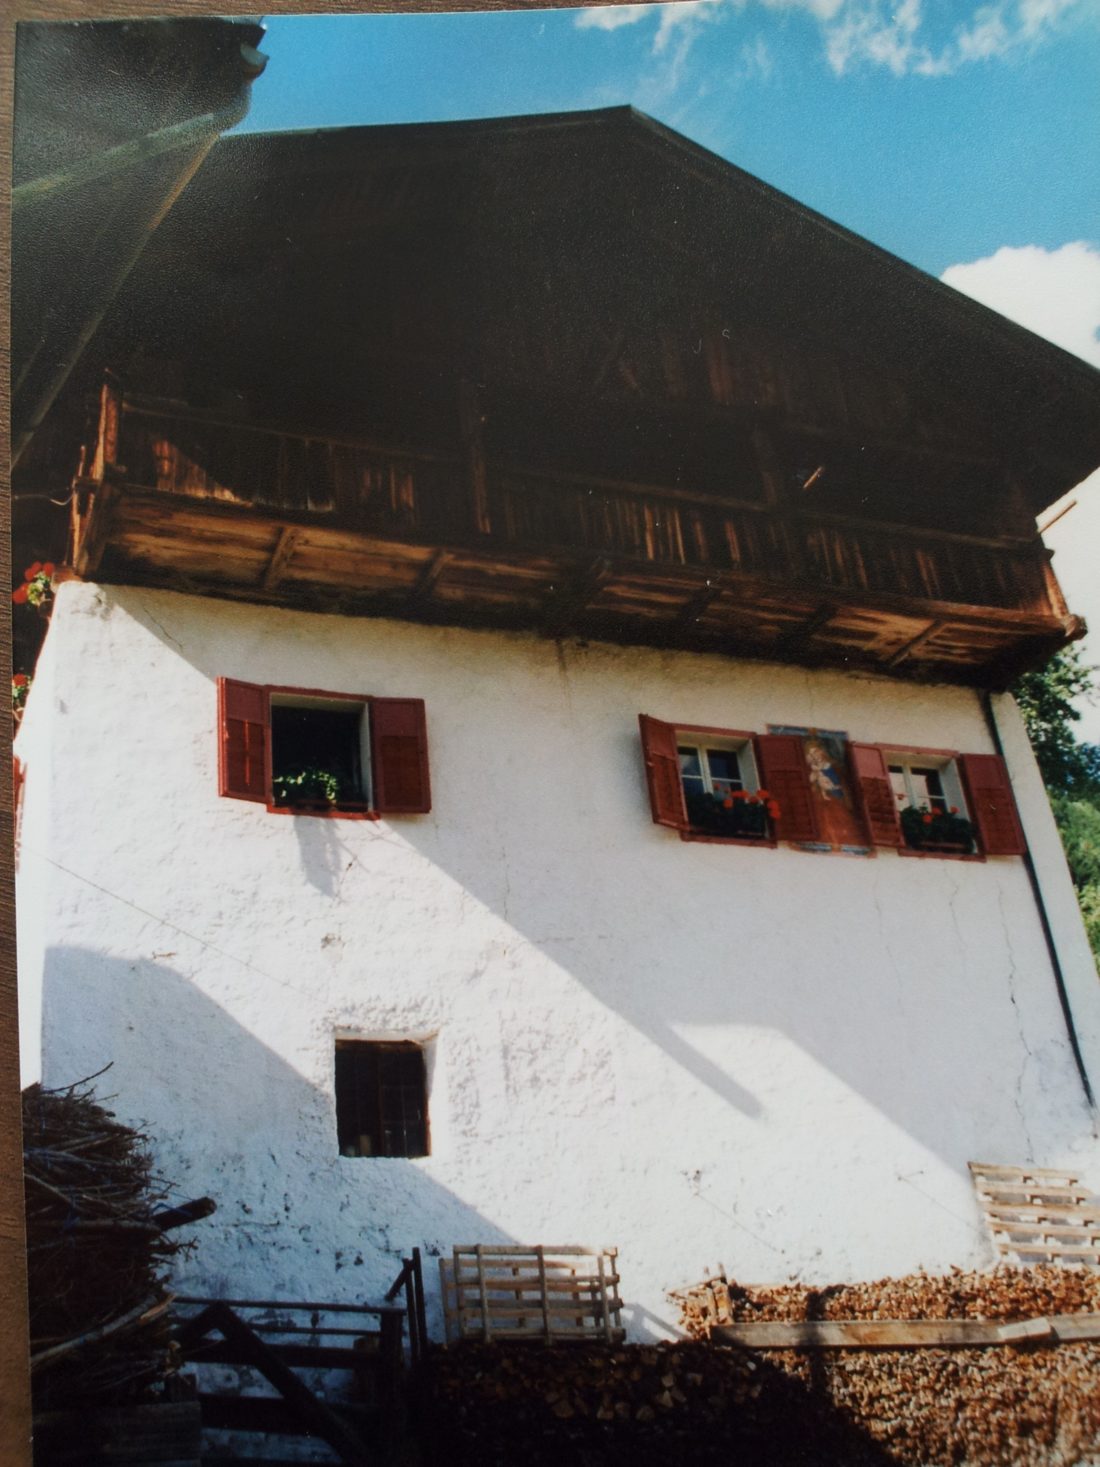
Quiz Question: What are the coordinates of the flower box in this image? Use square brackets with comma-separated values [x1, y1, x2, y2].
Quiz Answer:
[899, 804, 975, 854]
[685, 790, 773, 840]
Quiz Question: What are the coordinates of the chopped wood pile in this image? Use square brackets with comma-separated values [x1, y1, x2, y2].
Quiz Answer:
[673, 1265, 1100, 1466]
[23, 1078, 212, 1410]
[419, 1267, 1100, 1466]
[420, 1338, 901, 1467]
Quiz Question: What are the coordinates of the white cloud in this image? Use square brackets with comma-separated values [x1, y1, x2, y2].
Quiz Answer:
[940, 241, 1100, 368]
[574, 4, 655, 33]
[574, 0, 1092, 85]
[653, 0, 724, 55]
[748, 0, 1092, 75]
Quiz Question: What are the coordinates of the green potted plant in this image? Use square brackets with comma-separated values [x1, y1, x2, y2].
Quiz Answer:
[271, 766, 346, 809]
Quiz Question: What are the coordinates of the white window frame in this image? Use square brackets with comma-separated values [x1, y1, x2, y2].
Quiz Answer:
[676, 730, 760, 800]
[884, 751, 967, 818]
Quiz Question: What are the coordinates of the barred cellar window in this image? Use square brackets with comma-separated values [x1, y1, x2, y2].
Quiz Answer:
[334, 1041, 429, 1158]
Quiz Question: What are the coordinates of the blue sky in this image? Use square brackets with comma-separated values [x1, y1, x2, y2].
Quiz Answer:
[240, 1, 1100, 278]
[239, 1, 1100, 730]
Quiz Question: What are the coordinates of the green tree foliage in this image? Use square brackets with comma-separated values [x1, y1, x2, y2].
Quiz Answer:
[1013, 647, 1100, 794]
[1014, 648, 1100, 966]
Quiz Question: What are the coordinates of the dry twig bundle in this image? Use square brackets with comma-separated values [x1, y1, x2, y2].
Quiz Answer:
[23, 1077, 199, 1410]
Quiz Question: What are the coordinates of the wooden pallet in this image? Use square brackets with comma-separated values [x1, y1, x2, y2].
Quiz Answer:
[439, 1245, 625, 1344]
[969, 1162, 1100, 1268]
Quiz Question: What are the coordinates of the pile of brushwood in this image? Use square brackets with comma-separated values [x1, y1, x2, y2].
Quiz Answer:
[419, 1267, 1100, 1467]
[23, 1076, 213, 1411]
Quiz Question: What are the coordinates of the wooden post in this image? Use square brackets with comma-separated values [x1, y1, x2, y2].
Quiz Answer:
[458, 378, 490, 536]
[411, 1247, 428, 1359]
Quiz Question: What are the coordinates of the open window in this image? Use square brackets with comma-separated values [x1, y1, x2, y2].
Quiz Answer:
[850, 743, 1026, 857]
[639, 716, 780, 843]
[218, 679, 430, 816]
[335, 1041, 429, 1158]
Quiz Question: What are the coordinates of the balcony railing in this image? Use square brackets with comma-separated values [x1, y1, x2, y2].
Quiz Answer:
[114, 402, 1055, 618]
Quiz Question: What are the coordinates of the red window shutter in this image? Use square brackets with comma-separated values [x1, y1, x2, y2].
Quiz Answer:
[638, 714, 687, 830]
[217, 677, 268, 802]
[959, 753, 1026, 856]
[850, 743, 902, 847]
[371, 698, 431, 813]
[754, 734, 819, 843]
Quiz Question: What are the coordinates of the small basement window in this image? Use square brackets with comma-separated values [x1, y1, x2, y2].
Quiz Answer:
[886, 755, 975, 853]
[335, 1041, 430, 1158]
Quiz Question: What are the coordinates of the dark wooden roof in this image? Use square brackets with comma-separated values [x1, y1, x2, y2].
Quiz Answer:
[91, 106, 1100, 517]
[28, 107, 1096, 687]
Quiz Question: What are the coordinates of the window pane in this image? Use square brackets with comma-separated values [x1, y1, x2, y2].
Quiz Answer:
[706, 748, 743, 792]
[678, 746, 706, 794]
[888, 767, 909, 809]
[911, 766, 948, 811]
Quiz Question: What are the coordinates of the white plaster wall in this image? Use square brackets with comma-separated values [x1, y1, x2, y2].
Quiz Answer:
[15, 582, 1100, 1339]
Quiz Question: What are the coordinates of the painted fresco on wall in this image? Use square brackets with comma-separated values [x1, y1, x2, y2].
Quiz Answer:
[769, 725, 871, 856]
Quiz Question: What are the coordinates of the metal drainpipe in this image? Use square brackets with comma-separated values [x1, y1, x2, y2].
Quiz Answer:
[980, 690, 1095, 1110]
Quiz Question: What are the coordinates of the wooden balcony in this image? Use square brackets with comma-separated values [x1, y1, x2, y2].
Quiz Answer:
[69, 391, 1081, 687]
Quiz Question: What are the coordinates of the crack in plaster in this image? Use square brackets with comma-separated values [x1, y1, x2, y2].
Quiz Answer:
[137, 601, 185, 652]
[997, 885, 1036, 1160]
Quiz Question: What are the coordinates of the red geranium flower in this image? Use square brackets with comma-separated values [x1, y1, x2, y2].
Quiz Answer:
[732, 789, 748, 800]
[11, 585, 28, 605]
[24, 563, 41, 581]
[767, 801, 781, 819]
[949, 806, 959, 815]
[757, 788, 770, 800]
[12, 674, 27, 687]
[723, 797, 733, 810]
[41, 562, 55, 578]
[922, 813, 934, 825]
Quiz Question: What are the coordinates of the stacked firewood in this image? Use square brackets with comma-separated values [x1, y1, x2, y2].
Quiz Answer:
[420, 1268, 1100, 1466]
[22, 1079, 213, 1410]
[675, 1264, 1100, 1334]
[422, 1338, 901, 1466]
[675, 1266, 1100, 1467]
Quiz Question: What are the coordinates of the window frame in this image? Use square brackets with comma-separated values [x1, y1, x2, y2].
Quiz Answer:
[334, 1039, 431, 1160]
[642, 717, 779, 847]
[267, 685, 374, 816]
[218, 678, 431, 818]
[880, 745, 981, 860]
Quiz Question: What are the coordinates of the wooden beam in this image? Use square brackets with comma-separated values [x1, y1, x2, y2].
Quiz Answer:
[671, 576, 728, 635]
[541, 557, 612, 639]
[261, 527, 302, 592]
[458, 379, 490, 536]
[405, 550, 452, 612]
[713, 1312, 1100, 1350]
[70, 481, 116, 578]
[886, 618, 942, 668]
[776, 602, 837, 649]
[591, 326, 627, 393]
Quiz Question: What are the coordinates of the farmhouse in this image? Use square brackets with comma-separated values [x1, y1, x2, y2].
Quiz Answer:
[14, 107, 1100, 1337]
